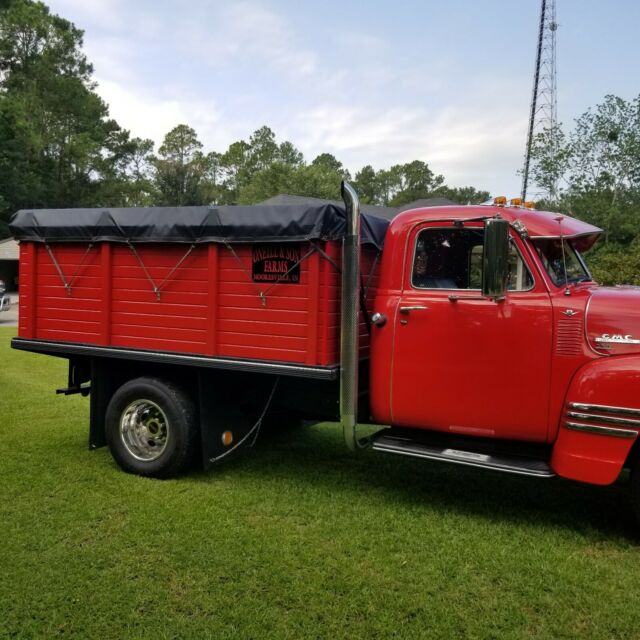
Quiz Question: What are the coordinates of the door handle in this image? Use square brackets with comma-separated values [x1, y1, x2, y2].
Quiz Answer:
[399, 305, 428, 314]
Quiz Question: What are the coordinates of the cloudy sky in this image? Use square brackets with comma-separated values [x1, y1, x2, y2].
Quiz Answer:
[47, 0, 639, 197]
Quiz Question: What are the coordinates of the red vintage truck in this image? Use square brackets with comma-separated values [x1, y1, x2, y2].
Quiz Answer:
[9, 183, 640, 522]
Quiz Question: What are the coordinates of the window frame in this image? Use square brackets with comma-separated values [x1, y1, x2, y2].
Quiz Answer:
[409, 225, 536, 293]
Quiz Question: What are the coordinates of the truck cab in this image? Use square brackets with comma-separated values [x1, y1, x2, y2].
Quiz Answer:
[369, 201, 640, 488]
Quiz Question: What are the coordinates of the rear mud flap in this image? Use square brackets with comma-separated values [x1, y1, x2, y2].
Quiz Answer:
[198, 370, 279, 469]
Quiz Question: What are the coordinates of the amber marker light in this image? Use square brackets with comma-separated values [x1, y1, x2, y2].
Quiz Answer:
[524, 201, 536, 209]
[510, 198, 523, 207]
[221, 431, 234, 446]
[493, 196, 507, 206]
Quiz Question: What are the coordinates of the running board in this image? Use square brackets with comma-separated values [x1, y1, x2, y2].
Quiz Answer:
[372, 432, 554, 478]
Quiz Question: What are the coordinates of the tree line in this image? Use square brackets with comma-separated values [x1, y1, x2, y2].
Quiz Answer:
[529, 94, 640, 284]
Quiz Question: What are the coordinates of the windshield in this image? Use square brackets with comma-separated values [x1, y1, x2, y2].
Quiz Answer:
[532, 238, 591, 287]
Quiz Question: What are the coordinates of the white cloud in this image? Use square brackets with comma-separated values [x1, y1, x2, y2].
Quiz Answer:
[292, 103, 528, 195]
[178, 1, 318, 78]
[95, 78, 224, 149]
[48, 0, 126, 30]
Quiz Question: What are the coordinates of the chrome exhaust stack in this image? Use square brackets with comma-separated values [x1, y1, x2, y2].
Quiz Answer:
[340, 181, 365, 450]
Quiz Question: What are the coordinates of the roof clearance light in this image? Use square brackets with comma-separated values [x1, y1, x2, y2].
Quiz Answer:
[510, 198, 523, 207]
[524, 201, 536, 210]
[494, 196, 507, 206]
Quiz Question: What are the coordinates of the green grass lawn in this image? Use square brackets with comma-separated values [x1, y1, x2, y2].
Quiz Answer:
[2, 326, 640, 639]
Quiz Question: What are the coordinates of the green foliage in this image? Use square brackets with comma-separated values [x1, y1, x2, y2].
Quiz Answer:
[585, 242, 640, 286]
[0, 0, 141, 228]
[530, 94, 640, 283]
[354, 161, 489, 207]
[152, 124, 209, 206]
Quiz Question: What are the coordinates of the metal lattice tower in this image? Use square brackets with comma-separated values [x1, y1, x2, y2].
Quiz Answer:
[521, 0, 558, 201]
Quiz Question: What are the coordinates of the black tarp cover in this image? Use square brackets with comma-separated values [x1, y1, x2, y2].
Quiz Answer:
[9, 204, 388, 250]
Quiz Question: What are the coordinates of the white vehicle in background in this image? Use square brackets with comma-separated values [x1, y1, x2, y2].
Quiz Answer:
[0, 278, 10, 312]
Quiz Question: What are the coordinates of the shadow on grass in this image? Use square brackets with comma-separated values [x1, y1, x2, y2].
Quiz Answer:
[192, 422, 638, 542]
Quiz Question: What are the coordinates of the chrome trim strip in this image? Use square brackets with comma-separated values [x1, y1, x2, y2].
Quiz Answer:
[569, 402, 640, 418]
[11, 337, 339, 380]
[531, 232, 600, 241]
[567, 411, 640, 428]
[565, 421, 638, 439]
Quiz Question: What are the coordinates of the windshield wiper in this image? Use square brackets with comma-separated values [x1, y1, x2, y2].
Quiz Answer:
[567, 275, 591, 284]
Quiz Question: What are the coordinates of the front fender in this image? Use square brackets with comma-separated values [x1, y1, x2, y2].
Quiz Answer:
[551, 355, 640, 484]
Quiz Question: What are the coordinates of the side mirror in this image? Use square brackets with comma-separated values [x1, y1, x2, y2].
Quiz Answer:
[482, 218, 509, 300]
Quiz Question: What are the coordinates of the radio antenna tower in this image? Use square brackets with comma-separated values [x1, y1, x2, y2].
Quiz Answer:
[521, 0, 558, 201]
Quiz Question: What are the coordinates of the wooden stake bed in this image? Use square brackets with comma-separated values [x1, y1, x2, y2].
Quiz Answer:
[18, 240, 378, 367]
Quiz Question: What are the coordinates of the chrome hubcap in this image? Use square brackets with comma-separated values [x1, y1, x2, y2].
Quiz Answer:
[120, 399, 169, 462]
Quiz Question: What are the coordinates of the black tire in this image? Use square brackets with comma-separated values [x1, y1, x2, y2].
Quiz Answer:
[105, 377, 197, 478]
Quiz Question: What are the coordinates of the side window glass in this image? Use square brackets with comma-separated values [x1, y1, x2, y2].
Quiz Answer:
[506, 241, 534, 291]
[413, 230, 533, 291]
[413, 228, 483, 289]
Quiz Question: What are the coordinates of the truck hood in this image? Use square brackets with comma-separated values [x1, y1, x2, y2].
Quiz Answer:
[586, 286, 640, 355]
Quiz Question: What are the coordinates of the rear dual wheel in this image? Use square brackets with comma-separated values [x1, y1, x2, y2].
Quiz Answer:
[105, 377, 197, 478]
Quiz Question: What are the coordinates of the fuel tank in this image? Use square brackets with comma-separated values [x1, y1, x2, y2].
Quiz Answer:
[586, 286, 640, 356]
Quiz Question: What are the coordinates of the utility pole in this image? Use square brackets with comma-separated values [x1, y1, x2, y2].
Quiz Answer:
[521, 0, 558, 201]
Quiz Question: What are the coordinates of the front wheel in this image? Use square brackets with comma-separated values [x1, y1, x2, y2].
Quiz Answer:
[105, 377, 197, 478]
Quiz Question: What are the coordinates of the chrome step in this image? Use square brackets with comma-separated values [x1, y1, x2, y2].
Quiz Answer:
[372, 433, 554, 477]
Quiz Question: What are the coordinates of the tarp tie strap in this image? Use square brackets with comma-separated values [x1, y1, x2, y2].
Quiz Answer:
[44, 242, 94, 296]
[309, 240, 341, 273]
[259, 246, 316, 299]
[127, 241, 196, 301]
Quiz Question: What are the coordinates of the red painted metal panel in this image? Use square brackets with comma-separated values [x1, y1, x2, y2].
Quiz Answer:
[551, 355, 640, 484]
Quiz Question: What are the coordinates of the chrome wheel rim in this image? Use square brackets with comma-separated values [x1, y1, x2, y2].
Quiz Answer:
[120, 399, 169, 462]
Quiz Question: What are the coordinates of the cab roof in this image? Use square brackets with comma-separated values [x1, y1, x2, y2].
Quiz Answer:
[393, 205, 602, 251]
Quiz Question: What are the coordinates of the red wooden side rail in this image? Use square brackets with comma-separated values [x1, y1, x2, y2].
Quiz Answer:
[18, 240, 379, 367]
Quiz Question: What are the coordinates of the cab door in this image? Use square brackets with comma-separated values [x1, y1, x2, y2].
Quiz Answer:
[390, 222, 553, 442]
